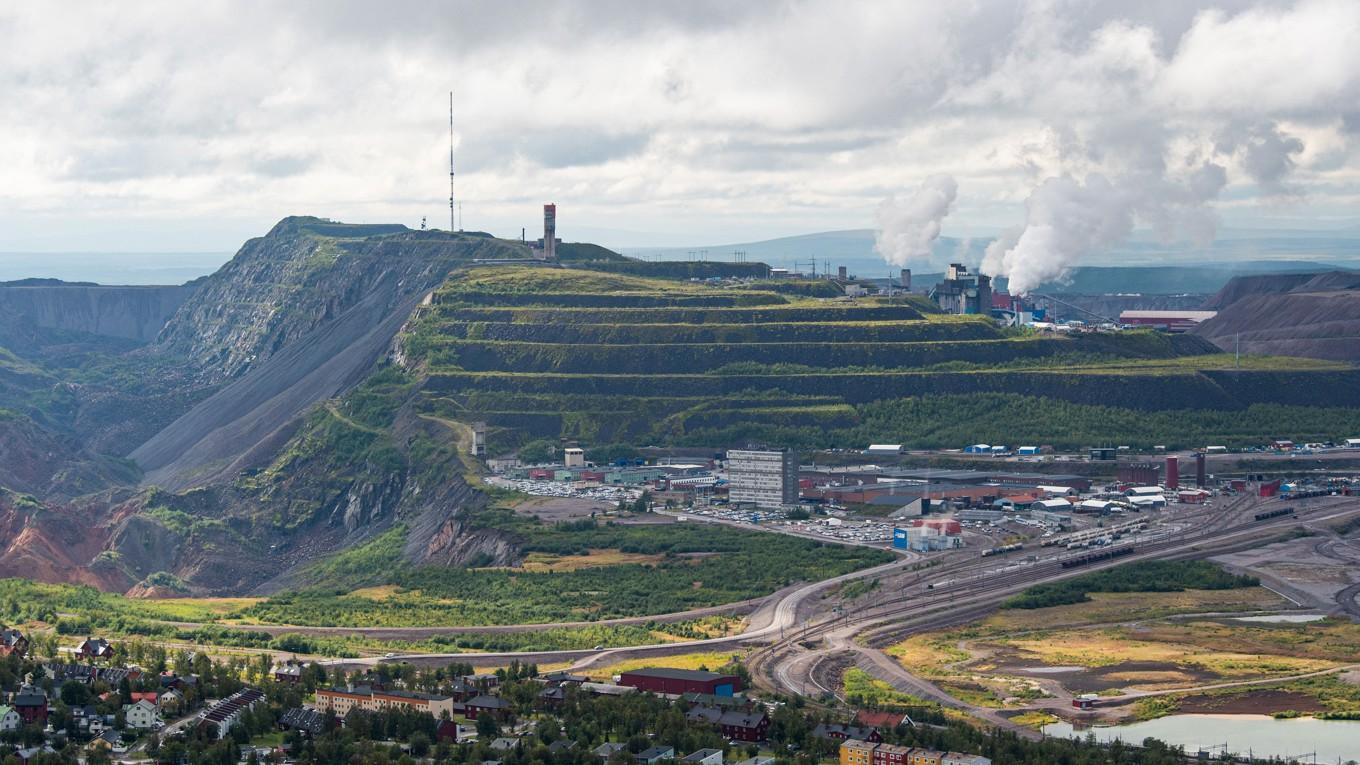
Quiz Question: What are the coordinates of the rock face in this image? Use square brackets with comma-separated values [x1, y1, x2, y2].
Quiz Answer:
[133, 218, 528, 490]
[0, 217, 532, 595]
[1193, 271, 1360, 362]
[0, 283, 198, 342]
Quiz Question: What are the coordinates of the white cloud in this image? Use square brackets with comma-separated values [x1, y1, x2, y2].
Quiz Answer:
[0, 0, 1355, 252]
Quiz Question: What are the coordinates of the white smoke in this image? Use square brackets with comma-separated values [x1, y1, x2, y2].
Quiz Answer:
[980, 157, 1230, 295]
[874, 174, 958, 268]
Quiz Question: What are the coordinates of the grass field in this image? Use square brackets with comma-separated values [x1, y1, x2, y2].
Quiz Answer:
[585, 650, 748, 680]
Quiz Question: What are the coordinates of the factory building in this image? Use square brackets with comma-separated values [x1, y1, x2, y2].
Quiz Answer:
[618, 668, 742, 697]
[930, 264, 993, 315]
[1117, 461, 1161, 486]
[727, 449, 798, 508]
[1118, 310, 1217, 332]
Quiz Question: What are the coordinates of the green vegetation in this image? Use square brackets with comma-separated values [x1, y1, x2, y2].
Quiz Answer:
[1004, 561, 1259, 610]
[397, 264, 1360, 455]
[240, 519, 891, 627]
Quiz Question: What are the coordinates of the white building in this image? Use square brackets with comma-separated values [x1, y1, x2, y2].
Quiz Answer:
[124, 699, 159, 730]
[682, 749, 724, 765]
[0, 705, 20, 732]
[564, 447, 586, 468]
[941, 754, 991, 765]
[865, 444, 904, 456]
[726, 450, 798, 509]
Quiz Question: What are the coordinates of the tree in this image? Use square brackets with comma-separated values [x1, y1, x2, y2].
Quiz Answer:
[475, 713, 500, 739]
[518, 440, 556, 464]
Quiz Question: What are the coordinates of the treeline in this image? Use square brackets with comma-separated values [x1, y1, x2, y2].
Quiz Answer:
[1004, 560, 1259, 610]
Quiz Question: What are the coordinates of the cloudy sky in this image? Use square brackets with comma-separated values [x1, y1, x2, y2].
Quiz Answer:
[1, 0, 1357, 256]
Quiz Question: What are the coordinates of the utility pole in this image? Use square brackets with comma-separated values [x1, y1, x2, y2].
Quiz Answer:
[1235, 332, 1241, 369]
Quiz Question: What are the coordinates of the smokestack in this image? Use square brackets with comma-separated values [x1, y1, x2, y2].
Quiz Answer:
[900, 269, 911, 291]
[543, 204, 557, 260]
[1195, 452, 1206, 488]
[1165, 457, 1179, 490]
[837, 266, 847, 280]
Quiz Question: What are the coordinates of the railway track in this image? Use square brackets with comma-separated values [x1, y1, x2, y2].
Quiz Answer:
[748, 494, 1360, 700]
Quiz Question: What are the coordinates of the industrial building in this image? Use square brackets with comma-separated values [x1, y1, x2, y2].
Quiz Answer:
[930, 264, 993, 315]
[727, 449, 798, 508]
[1118, 310, 1217, 332]
[618, 668, 742, 697]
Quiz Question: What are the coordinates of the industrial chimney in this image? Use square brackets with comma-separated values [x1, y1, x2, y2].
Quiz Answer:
[1195, 452, 1207, 488]
[837, 266, 847, 281]
[900, 269, 912, 291]
[1165, 456, 1179, 490]
[543, 203, 557, 260]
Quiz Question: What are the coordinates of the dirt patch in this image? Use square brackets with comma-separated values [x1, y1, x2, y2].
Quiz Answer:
[998, 659, 1220, 694]
[1176, 689, 1327, 715]
[512, 496, 612, 521]
[1260, 562, 1353, 584]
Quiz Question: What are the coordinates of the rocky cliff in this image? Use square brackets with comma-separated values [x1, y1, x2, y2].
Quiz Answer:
[133, 218, 529, 490]
[0, 281, 198, 342]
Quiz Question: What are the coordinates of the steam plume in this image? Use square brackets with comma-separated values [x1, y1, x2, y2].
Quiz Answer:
[874, 174, 958, 268]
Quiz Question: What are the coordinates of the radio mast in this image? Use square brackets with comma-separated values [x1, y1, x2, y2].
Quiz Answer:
[456, 91, 462, 232]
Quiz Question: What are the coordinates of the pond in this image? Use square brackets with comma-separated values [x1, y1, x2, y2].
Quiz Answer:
[1043, 713, 1360, 762]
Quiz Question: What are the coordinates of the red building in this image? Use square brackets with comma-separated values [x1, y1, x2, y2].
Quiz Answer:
[0, 629, 27, 658]
[14, 684, 48, 725]
[718, 710, 769, 742]
[1165, 457, 1179, 490]
[618, 668, 742, 696]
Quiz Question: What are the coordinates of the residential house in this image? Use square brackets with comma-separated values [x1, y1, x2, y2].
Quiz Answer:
[0, 705, 20, 732]
[733, 758, 776, 765]
[279, 707, 329, 736]
[854, 710, 910, 730]
[89, 730, 126, 754]
[840, 739, 877, 765]
[13, 682, 48, 726]
[274, 662, 307, 684]
[594, 742, 628, 762]
[681, 749, 722, 765]
[159, 688, 185, 714]
[0, 629, 28, 658]
[908, 751, 942, 765]
[464, 695, 512, 721]
[940, 755, 990, 765]
[873, 744, 911, 765]
[488, 737, 520, 753]
[124, 698, 160, 730]
[315, 685, 455, 719]
[718, 710, 769, 742]
[540, 671, 588, 685]
[537, 685, 567, 710]
[198, 687, 265, 739]
[814, 723, 881, 743]
[684, 705, 723, 725]
[547, 740, 577, 755]
[16, 745, 60, 763]
[635, 746, 675, 765]
[74, 637, 116, 662]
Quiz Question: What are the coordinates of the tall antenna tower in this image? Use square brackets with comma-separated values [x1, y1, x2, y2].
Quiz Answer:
[456, 90, 462, 231]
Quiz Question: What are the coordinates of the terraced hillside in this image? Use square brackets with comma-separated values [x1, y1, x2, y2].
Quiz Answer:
[398, 266, 1360, 452]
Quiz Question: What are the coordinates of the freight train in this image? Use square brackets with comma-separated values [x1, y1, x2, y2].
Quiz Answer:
[1253, 506, 1295, 521]
[981, 543, 1024, 557]
[1059, 545, 1134, 569]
